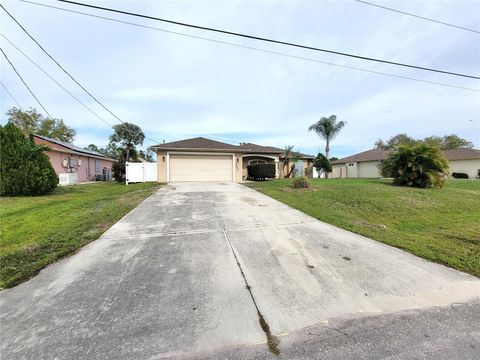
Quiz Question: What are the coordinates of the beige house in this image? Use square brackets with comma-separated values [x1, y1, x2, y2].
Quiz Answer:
[150, 137, 314, 182]
[331, 148, 480, 179]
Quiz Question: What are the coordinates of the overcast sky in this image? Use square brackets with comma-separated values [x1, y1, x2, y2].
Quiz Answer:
[1, 0, 479, 158]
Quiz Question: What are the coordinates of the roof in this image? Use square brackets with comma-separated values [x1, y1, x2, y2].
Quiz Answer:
[331, 148, 480, 164]
[34, 134, 114, 161]
[151, 137, 315, 158]
[151, 137, 239, 152]
[238, 142, 284, 154]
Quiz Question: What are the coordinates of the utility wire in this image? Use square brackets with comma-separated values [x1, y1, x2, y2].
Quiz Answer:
[1, 33, 114, 127]
[355, 0, 480, 34]
[0, 80, 23, 109]
[0, 4, 162, 144]
[0, 47, 53, 117]
[55, 0, 480, 80]
[17, 0, 480, 93]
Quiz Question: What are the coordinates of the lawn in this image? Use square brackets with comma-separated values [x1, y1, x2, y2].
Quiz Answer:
[247, 178, 480, 277]
[0, 182, 161, 288]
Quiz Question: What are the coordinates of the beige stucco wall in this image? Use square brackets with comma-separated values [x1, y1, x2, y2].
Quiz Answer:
[156, 150, 168, 182]
[358, 161, 381, 178]
[448, 159, 480, 179]
[234, 153, 243, 182]
[331, 164, 344, 178]
[278, 159, 313, 178]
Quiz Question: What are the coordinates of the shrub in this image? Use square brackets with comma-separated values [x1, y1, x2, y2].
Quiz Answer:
[452, 172, 469, 179]
[0, 123, 58, 196]
[247, 163, 276, 180]
[378, 143, 449, 188]
[292, 176, 310, 189]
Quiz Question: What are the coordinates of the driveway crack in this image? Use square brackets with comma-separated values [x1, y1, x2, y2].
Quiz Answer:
[206, 186, 280, 356]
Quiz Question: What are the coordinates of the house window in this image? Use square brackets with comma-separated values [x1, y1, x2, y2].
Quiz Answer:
[248, 160, 267, 165]
[95, 159, 101, 173]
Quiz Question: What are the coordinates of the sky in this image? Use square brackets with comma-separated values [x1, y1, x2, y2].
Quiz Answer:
[1, 0, 479, 159]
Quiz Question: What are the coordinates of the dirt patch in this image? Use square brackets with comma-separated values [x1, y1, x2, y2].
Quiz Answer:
[353, 219, 388, 230]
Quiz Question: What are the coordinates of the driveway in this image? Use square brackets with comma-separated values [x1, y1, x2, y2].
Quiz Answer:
[1, 182, 479, 359]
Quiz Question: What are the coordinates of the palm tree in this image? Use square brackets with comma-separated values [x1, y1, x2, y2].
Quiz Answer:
[281, 145, 299, 178]
[308, 115, 346, 178]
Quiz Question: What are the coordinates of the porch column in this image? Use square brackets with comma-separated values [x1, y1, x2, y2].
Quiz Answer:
[275, 160, 279, 178]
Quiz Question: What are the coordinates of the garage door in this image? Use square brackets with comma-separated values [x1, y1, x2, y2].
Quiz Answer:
[169, 154, 233, 182]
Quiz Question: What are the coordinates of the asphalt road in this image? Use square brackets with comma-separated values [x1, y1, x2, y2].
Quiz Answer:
[1, 182, 479, 359]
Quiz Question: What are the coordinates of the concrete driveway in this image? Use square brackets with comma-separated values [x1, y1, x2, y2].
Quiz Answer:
[1, 182, 479, 359]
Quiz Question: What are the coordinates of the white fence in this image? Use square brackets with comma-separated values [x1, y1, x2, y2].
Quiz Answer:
[125, 162, 157, 184]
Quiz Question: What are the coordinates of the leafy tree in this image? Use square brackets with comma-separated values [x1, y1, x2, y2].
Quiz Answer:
[313, 153, 331, 177]
[109, 122, 145, 162]
[6, 107, 76, 143]
[85, 144, 100, 153]
[375, 134, 417, 150]
[138, 149, 155, 162]
[308, 115, 346, 178]
[441, 134, 473, 149]
[0, 123, 58, 196]
[378, 143, 449, 188]
[376, 133, 473, 150]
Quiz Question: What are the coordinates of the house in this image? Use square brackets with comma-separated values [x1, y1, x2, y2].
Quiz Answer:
[150, 137, 314, 182]
[331, 148, 480, 179]
[33, 135, 115, 184]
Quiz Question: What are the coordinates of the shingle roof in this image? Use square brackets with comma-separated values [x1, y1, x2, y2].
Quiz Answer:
[331, 148, 480, 164]
[34, 134, 113, 160]
[151, 137, 239, 151]
[238, 142, 284, 154]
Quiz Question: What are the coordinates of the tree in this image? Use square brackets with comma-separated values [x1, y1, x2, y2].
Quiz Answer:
[6, 107, 76, 143]
[376, 133, 473, 150]
[109, 122, 145, 162]
[313, 153, 331, 177]
[308, 115, 346, 178]
[281, 145, 299, 178]
[0, 123, 58, 196]
[85, 144, 100, 153]
[378, 143, 449, 188]
[441, 134, 473, 149]
[374, 134, 417, 150]
[138, 149, 155, 162]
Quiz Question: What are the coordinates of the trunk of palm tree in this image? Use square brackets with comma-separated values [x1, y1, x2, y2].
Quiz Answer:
[325, 140, 330, 179]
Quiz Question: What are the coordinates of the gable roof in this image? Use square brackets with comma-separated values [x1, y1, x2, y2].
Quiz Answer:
[238, 142, 284, 154]
[151, 137, 239, 151]
[34, 134, 114, 161]
[331, 148, 480, 164]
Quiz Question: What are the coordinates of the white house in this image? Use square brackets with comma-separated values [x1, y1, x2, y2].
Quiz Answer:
[331, 148, 480, 179]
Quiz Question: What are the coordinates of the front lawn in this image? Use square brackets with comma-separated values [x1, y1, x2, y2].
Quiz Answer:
[0, 182, 161, 288]
[247, 179, 480, 276]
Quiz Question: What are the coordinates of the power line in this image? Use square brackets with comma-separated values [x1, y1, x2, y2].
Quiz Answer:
[355, 0, 480, 34]
[0, 4, 161, 144]
[55, 0, 480, 80]
[17, 0, 480, 93]
[0, 47, 53, 117]
[1, 33, 114, 128]
[0, 80, 23, 109]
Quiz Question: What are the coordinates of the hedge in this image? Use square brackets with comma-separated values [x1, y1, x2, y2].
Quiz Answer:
[247, 163, 276, 180]
[452, 172, 469, 179]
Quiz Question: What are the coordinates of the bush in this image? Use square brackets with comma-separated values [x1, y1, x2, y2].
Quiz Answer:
[452, 172, 469, 179]
[0, 123, 58, 196]
[292, 176, 310, 189]
[247, 163, 276, 180]
[378, 143, 449, 188]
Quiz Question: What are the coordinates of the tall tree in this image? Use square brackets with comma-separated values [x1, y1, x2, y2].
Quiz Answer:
[441, 134, 473, 149]
[313, 152, 331, 178]
[6, 107, 76, 143]
[308, 115, 346, 178]
[376, 133, 473, 150]
[109, 122, 145, 162]
[281, 145, 298, 178]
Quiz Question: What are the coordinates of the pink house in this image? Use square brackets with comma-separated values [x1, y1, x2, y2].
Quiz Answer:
[33, 135, 115, 183]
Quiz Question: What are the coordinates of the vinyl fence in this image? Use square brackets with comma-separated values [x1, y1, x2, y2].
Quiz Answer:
[125, 162, 157, 184]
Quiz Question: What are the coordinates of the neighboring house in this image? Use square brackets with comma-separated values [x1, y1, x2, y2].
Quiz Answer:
[33, 135, 115, 183]
[150, 137, 314, 182]
[331, 148, 480, 179]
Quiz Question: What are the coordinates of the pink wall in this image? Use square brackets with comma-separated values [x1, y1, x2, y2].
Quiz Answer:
[44, 151, 113, 182]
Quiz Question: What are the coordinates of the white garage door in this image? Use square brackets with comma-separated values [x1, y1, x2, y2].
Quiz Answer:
[169, 154, 233, 182]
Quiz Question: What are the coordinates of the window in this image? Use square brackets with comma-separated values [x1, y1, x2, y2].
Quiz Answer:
[248, 159, 267, 165]
[95, 159, 101, 173]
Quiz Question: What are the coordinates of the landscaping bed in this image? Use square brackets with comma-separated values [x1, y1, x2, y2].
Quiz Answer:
[247, 178, 480, 276]
[0, 182, 160, 288]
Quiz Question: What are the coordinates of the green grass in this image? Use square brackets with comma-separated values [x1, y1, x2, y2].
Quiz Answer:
[247, 178, 480, 277]
[0, 182, 161, 288]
